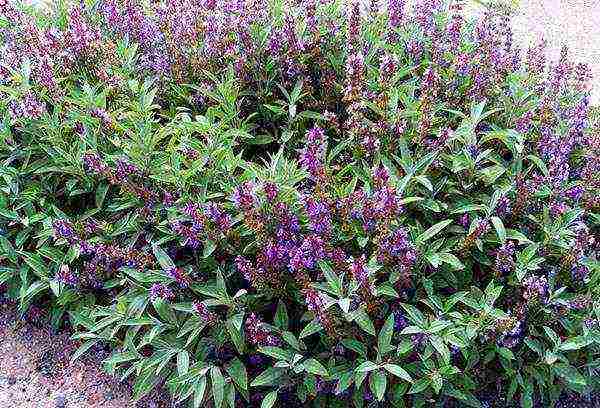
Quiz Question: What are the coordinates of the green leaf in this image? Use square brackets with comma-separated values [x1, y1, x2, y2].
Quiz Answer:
[377, 313, 394, 356]
[429, 336, 451, 365]
[303, 358, 328, 376]
[335, 370, 354, 394]
[408, 378, 431, 394]
[177, 351, 190, 375]
[95, 182, 109, 208]
[383, 364, 413, 382]
[259, 346, 292, 361]
[559, 336, 592, 351]
[318, 260, 342, 296]
[354, 309, 376, 336]
[194, 377, 207, 407]
[506, 229, 531, 244]
[491, 216, 506, 243]
[526, 154, 549, 176]
[355, 361, 379, 373]
[211, 366, 225, 408]
[226, 358, 248, 390]
[203, 239, 216, 258]
[554, 364, 587, 391]
[543, 326, 560, 347]
[521, 381, 533, 408]
[416, 219, 452, 244]
[152, 244, 175, 270]
[132, 367, 158, 401]
[251, 367, 283, 387]
[497, 347, 514, 360]
[401, 304, 426, 327]
[261, 390, 278, 408]
[70, 339, 99, 363]
[439, 252, 465, 270]
[226, 318, 245, 354]
[19, 251, 49, 278]
[281, 331, 301, 351]
[451, 204, 487, 214]
[274, 300, 288, 330]
[299, 319, 322, 338]
[369, 370, 387, 401]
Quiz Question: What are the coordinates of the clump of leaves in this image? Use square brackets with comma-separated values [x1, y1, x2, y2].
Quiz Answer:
[0, 1, 598, 407]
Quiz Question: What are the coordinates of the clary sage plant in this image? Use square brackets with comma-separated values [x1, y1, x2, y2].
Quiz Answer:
[0, 0, 598, 407]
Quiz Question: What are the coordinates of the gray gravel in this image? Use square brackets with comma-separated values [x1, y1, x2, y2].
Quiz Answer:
[463, 0, 599, 103]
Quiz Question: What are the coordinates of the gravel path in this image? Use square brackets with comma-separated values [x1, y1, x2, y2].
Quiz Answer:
[0, 304, 131, 408]
[0, 303, 173, 408]
[466, 0, 600, 103]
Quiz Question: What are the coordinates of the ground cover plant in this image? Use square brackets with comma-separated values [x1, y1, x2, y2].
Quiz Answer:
[0, 0, 599, 406]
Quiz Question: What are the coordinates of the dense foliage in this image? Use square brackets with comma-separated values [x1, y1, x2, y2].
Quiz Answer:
[1, 0, 599, 406]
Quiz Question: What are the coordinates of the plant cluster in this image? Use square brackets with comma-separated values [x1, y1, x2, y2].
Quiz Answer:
[0, 0, 599, 407]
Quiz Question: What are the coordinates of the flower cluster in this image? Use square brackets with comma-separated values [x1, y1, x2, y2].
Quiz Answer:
[245, 313, 280, 347]
[299, 126, 327, 180]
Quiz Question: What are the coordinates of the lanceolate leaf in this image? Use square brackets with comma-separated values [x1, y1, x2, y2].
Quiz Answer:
[369, 370, 387, 402]
[211, 366, 225, 408]
[261, 390, 278, 408]
[226, 358, 248, 390]
[416, 219, 453, 244]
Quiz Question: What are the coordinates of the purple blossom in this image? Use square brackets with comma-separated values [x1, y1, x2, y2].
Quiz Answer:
[571, 264, 589, 282]
[90, 107, 112, 127]
[350, 255, 370, 289]
[232, 181, 256, 211]
[299, 126, 327, 179]
[393, 309, 408, 331]
[304, 196, 332, 235]
[8, 92, 46, 121]
[246, 313, 279, 346]
[347, 0, 361, 50]
[522, 275, 549, 304]
[149, 283, 174, 301]
[289, 235, 325, 272]
[498, 318, 525, 348]
[83, 153, 108, 175]
[115, 158, 141, 179]
[495, 196, 511, 217]
[204, 203, 231, 232]
[446, 4, 463, 52]
[171, 220, 202, 249]
[494, 241, 515, 277]
[235, 256, 255, 282]
[549, 200, 568, 217]
[344, 52, 365, 103]
[55, 265, 78, 286]
[66, 4, 102, 57]
[379, 53, 398, 83]
[566, 186, 584, 201]
[387, 0, 405, 31]
[306, 290, 325, 314]
[53, 219, 78, 243]
[248, 354, 263, 367]
[263, 181, 278, 202]
[515, 110, 534, 133]
[167, 267, 191, 288]
[192, 301, 217, 324]
[459, 213, 470, 229]
[376, 227, 417, 270]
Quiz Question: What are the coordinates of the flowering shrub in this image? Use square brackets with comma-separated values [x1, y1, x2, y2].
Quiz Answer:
[0, 0, 599, 407]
